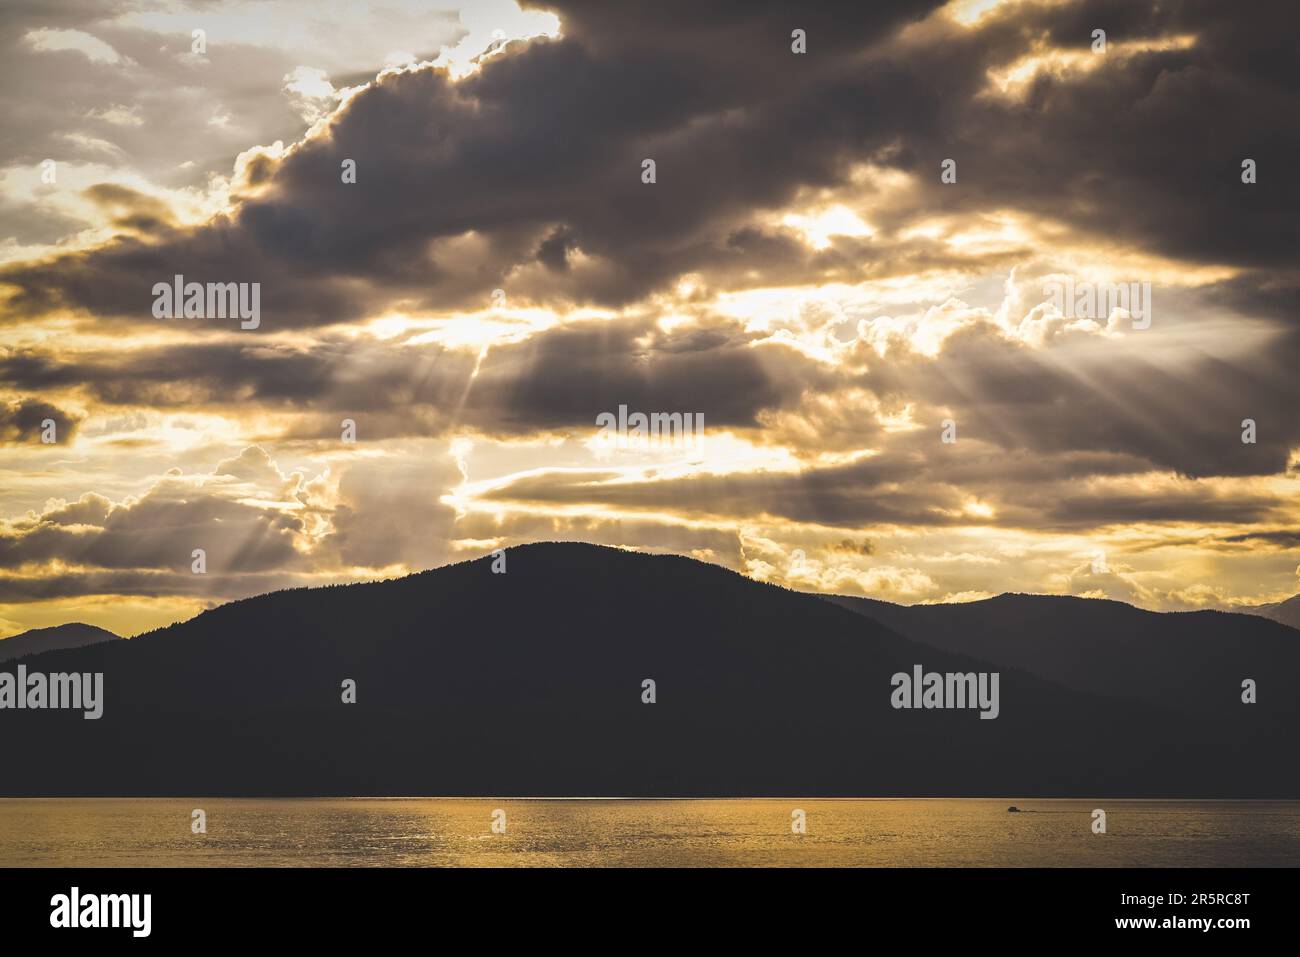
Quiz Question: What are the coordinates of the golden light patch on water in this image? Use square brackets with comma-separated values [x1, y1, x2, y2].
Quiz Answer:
[3, 799, 1297, 867]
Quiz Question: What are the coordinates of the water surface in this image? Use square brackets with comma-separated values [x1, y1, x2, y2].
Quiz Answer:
[2, 798, 1297, 867]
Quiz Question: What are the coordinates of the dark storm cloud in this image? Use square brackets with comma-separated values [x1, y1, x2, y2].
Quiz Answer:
[5, 0, 1297, 328]
[1, 337, 475, 411]
[860, 321, 1300, 478]
[0, 220, 381, 328]
[82, 184, 178, 235]
[479, 443, 1288, 532]
[226, 0, 1275, 283]
[476, 459, 964, 527]
[0, 478, 306, 573]
[862, 0, 1300, 270]
[1033, 486, 1281, 528]
[0, 397, 81, 444]
[2, 0, 946, 324]
[1, 312, 831, 434]
[1213, 530, 1300, 550]
[459, 314, 834, 430]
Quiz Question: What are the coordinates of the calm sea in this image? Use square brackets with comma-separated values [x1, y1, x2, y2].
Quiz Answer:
[2, 798, 1297, 867]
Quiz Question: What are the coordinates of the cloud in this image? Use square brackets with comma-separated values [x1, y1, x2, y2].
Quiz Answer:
[3, 0, 1294, 355]
[0, 310, 830, 436]
[0, 458, 309, 574]
[0, 398, 81, 444]
[320, 454, 462, 569]
[24, 28, 124, 65]
[2, 0, 1299, 627]
[282, 66, 340, 124]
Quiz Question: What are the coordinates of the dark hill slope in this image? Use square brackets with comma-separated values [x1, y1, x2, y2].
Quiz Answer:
[823, 592, 1300, 722]
[5, 544, 1291, 796]
[1242, 594, 1300, 631]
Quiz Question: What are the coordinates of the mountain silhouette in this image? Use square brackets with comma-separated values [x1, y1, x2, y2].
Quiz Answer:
[1239, 594, 1300, 632]
[0, 622, 120, 663]
[4, 543, 1294, 797]
[823, 592, 1300, 723]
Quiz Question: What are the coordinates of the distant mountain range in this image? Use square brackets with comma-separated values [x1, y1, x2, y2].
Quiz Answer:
[0, 622, 120, 663]
[822, 592, 1300, 722]
[4, 543, 1296, 797]
[1237, 594, 1300, 632]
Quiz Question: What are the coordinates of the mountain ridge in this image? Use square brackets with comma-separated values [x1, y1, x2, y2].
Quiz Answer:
[0, 622, 121, 663]
[5, 542, 1294, 797]
[1236, 593, 1300, 631]
[822, 589, 1300, 723]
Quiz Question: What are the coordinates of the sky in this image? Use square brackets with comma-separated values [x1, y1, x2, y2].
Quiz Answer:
[0, 0, 1297, 638]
